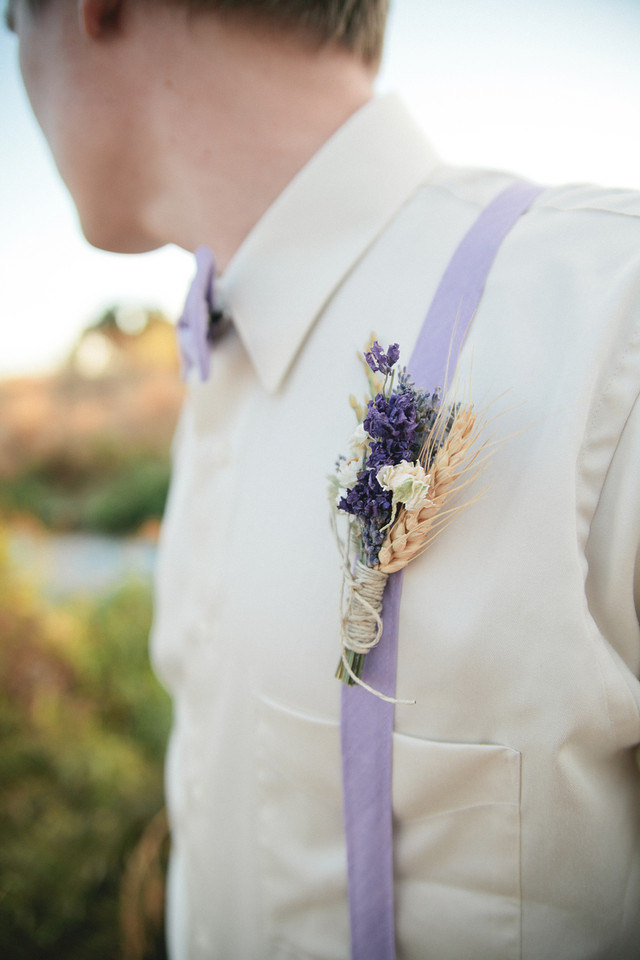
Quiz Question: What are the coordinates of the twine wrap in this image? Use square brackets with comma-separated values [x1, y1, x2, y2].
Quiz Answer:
[340, 560, 388, 655]
[335, 528, 414, 704]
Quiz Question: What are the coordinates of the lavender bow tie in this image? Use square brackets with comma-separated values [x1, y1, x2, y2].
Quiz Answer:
[176, 245, 230, 382]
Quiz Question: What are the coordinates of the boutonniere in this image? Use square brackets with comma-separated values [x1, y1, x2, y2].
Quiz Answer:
[330, 339, 487, 700]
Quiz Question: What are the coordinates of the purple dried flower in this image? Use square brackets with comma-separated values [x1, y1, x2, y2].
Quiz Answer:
[364, 391, 417, 441]
[363, 392, 420, 469]
[386, 343, 400, 367]
[364, 341, 400, 376]
[338, 468, 393, 522]
[362, 519, 387, 566]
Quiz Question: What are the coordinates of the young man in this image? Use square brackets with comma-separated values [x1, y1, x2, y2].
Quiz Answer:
[9, 1, 640, 958]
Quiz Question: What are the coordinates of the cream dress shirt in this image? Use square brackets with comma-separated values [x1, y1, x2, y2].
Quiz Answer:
[150, 95, 640, 960]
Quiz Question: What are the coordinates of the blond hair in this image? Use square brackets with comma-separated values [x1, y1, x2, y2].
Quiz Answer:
[180, 0, 390, 64]
[8, 1, 389, 64]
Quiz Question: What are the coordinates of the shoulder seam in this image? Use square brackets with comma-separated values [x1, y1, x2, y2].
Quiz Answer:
[538, 199, 640, 221]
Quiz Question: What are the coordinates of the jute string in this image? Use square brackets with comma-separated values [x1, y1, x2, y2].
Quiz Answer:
[336, 519, 415, 704]
[341, 559, 387, 655]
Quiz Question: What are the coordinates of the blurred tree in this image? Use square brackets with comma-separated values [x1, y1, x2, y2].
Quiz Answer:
[0, 305, 183, 535]
[0, 533, 171, 959]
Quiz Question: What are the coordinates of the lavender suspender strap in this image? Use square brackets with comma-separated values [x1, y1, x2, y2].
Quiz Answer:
[340, 179, 544, 960]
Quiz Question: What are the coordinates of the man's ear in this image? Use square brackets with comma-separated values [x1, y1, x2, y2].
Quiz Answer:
[78, 0, 123, 39]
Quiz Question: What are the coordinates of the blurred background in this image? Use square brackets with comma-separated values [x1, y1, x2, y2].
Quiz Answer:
[1, 0, 639, 957]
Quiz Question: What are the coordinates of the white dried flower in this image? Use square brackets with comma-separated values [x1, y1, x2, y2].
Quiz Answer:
[376, 460, 432, 511]
[349, 423, 370, 459]
[336, 457, 360, 491]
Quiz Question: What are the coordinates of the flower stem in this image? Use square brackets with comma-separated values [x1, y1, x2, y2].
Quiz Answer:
[335, 649, 366, 685]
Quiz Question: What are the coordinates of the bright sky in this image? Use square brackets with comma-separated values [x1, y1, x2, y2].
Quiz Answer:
[1, 0, 640, 377]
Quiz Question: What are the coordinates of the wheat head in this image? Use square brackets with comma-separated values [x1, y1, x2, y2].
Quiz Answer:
[376, 405, 480, 574]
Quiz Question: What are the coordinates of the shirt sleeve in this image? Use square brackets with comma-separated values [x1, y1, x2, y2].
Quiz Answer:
[584, 389, 640, 680]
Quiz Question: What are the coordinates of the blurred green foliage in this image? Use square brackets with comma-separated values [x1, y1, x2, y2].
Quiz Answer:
[0, 534, 171, 959]
[0, 439, 171, 535]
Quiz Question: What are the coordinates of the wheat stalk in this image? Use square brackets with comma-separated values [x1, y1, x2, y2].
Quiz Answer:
[377, 404, 483, 574]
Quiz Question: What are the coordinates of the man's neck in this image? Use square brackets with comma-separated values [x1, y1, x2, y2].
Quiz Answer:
[136, 13, 375, 268]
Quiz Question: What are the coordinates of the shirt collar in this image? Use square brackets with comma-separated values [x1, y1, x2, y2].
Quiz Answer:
[216, 93, 441, 394]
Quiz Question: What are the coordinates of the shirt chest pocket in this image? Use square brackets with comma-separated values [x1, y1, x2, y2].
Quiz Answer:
[257, 696, 522, 960]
